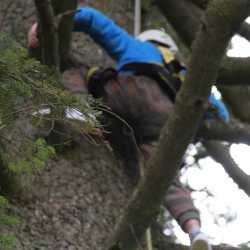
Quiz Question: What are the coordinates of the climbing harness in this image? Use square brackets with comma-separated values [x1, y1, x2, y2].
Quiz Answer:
[121, 62, 183, 102]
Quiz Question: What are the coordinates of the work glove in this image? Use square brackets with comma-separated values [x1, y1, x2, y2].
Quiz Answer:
[206, 94, 230, 123]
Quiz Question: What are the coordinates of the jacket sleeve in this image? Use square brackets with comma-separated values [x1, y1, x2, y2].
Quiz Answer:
[73, 8, 136, 60]
[207, 94, 230, 123]
[73, 7, 163, 69]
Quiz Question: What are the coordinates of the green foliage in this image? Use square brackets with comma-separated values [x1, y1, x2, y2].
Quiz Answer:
[0, 196, 20, 250]
[0, 33, 100, 133]
[0, 29, 103, 250]
[0, 196, 8, 207]
[0, 235, 16, 250]
[8, 138, 55, 174]
[142, 0, 153, 12]
[0, 214, 20, 226]
[0, 33, 102, 176]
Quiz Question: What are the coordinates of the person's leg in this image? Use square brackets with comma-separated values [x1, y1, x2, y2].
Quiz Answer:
[140, 143, 211, 249]
[165, 179, 211, 250]
[104, 115, 141, 180]
[165, 179, 201, 233]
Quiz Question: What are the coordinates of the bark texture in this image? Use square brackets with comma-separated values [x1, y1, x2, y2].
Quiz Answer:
[34, 0, 60, 67]
[199, 119, 250, 145]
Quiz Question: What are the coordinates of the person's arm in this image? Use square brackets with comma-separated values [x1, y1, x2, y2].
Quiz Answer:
[73, 7, 163, 69]
[27, 23, 39, 49]
[177, 70, 229, 123]
[206, 94, 230, 123]
[73, 7, 137, 60]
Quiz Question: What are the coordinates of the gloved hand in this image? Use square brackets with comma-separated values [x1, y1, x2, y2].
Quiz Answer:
[206, 94, 230, 123]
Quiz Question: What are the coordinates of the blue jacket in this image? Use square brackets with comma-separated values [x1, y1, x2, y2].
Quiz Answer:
[73, 7, 229, 123]
[73, 7, 164, 70]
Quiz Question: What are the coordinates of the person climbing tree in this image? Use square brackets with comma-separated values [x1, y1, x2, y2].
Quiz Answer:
[28, 7, 230, 250]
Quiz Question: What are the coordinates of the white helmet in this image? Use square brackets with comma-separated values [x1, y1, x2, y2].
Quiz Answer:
[137, 29, 178, 53]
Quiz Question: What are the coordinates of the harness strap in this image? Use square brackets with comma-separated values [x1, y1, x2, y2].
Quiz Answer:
[121, 62, 181, 102]
[87, 62, 183, 103]
[87, 67, 118, 98]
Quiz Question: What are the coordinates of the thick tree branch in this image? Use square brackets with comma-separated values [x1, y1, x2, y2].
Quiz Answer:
[185, 0, 209, 9]
[219, 85, 250, 122]
[156, 0, 250, 86]
[107, 1, 250, 250]
[51, 0, 77, 69]
[155, 0, 201, 48]
[218, 57, 250, 86]
[199, 119, 250, 145]
[238, 21, 250, 42]
[187, 0, 250, 42]
[34, 0, 60, 68]
[204, 140, 250, 197]
[33, 0, 77, 69]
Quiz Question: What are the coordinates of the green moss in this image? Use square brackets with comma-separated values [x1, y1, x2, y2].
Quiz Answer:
[0, 195, 20, 250]
[7, 138, 55, 174]
[0, 235, 16, 250]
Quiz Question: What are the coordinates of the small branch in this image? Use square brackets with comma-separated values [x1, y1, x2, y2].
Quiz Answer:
[56, 10, 76, 26]
[155, 0, 201, 47]
[185, 0, 209, 9]
[238, 21, 250, 42]
[204, 140, 250, 197]
[34, 0, 60, 68]
[199, 119, 250, 145]
[217, 57, 250, 86]
[186, 0, 250, 42]
[51, 0, 77, 70]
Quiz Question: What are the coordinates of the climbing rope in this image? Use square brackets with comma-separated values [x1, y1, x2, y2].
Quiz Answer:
[134, 0, 141, 36]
